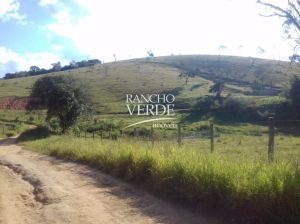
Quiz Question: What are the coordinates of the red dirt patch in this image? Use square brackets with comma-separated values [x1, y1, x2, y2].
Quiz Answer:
[0, 97, 29, 110]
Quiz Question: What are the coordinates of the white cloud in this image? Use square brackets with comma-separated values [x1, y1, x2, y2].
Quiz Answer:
[38, 0, 58, 7]
[0, 0, 26, 24]
[44, 0, 294, 62]
[0, 46, 67, 76]
[47, 8, 74, 37]
[51, 44, 64, 52]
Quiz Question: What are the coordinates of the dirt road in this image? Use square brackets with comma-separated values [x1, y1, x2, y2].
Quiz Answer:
[0, 137, 221, 224]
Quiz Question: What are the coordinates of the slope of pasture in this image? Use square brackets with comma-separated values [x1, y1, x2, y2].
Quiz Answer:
[149, 55, 300, 88]
[0, 55, 298, 113]
[69, 61, 212, 113]
[0, 60, 212, 113]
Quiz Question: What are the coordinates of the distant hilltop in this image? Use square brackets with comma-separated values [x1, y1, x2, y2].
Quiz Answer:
[3, 59, 101, 80]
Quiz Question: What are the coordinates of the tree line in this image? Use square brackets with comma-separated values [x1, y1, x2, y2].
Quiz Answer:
[3, 59, 101, 79]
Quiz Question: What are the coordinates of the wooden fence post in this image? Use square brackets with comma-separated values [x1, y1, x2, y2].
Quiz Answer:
[210, 122, 214, 153]
[177, 123, 182, 146]
[134, 128, 137, 138]
[268, 117, 275, 162]
[100, 131, 103, 141]
[93, 131, 95, 140]
[85, 131, 87, 139]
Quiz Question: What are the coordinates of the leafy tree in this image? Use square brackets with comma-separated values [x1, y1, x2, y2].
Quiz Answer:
[29, 66, 40, 74]
[27, 76, 92, 133]
[257, 47, 266, 55]
[258, 0, 300, 52]
[51, 61, 61, 71]
[218, 45, 227, 55]
[289, 54, 300, 64]
[69, 60, 77, 68]
[258, 1, 300, 117]
[147, 50, 154, 57]
[289, 76, 300, 117]
[209, 81, 225, 104]
[179, 69, 199, 85]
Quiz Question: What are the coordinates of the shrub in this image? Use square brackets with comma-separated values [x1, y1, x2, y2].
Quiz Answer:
[6, 132, 14, 137]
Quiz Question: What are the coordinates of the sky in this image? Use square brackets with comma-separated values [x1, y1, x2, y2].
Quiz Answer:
[0, 0, 295, 76]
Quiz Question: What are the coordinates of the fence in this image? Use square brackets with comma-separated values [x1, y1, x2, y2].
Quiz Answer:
[74, 117, 300, 162]
[0, 122, 19, 137]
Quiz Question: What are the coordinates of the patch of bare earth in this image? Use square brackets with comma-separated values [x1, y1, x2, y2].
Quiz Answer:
[0, 138, 222, 224]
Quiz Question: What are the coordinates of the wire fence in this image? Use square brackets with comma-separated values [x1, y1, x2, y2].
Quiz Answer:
[71, 117, 300, 162]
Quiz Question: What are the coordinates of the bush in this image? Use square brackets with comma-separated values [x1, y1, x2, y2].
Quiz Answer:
[47, 118, 60, 133]
[6, 132, 14, 137]
[123, 127, 152, 138]
[223, 97, 247, 115]
[27, 115, 35, 124]
[289, 76, 300, 118]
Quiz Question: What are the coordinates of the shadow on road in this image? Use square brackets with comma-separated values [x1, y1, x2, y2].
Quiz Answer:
[0, 137, 17, 146]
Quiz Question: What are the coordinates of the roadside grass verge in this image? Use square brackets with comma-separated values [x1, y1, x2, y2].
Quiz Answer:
[18, 128, 300, 224]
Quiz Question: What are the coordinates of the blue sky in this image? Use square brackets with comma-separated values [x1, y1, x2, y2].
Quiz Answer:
[0, 0, 295, 77]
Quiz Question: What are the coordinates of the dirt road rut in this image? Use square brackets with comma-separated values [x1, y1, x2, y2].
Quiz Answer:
[0, 138, 221, 224]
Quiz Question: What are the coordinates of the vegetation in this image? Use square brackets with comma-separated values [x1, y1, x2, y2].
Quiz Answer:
[289, 76, 300, 118]
[1, 55, 300, 115]
[257, 1, 300, 54]
[1, 55, 300, 223]
[0, 109, 42, 138]
[27, 76, 92, 133]
[3, 59, 101, 79]
[18, 127, 300, 224]
[209, 81, 225, 104]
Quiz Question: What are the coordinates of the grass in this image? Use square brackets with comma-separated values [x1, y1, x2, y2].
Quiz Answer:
[2, 55, 300, 222]
[1, 55, 299, 113]
[0, 109, 45, 138]
[0, 122, 26, 138]
[151, 55, 300, 88]
[18, 127, 300, 224]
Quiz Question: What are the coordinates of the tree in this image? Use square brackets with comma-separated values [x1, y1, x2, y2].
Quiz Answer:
[69, 60, 78, 68]
[257, 0, 300, 53]
[258, 1, 300, 114]
[257, 46, 266, 55]
[179, 69, 199, 85]
[289, 53, 300, 64]
[51, 61, 61, 71]
[209, 81, 225, 104]
[218, 45, 227, 55]
[27, 76, 92, 133]
[289, 76, 300, 117]
[29, 66, 40, 74]
[147, 50, 154, 58]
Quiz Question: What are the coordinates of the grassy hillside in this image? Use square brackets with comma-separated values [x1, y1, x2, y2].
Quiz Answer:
[151, 55, 300, 88]
[0, 55, 298, 114]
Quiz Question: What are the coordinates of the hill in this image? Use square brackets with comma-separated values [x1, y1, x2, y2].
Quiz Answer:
[0, 55, 298, 113]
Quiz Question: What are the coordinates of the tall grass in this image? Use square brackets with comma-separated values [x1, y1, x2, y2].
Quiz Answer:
[19, 131, 300, 224]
